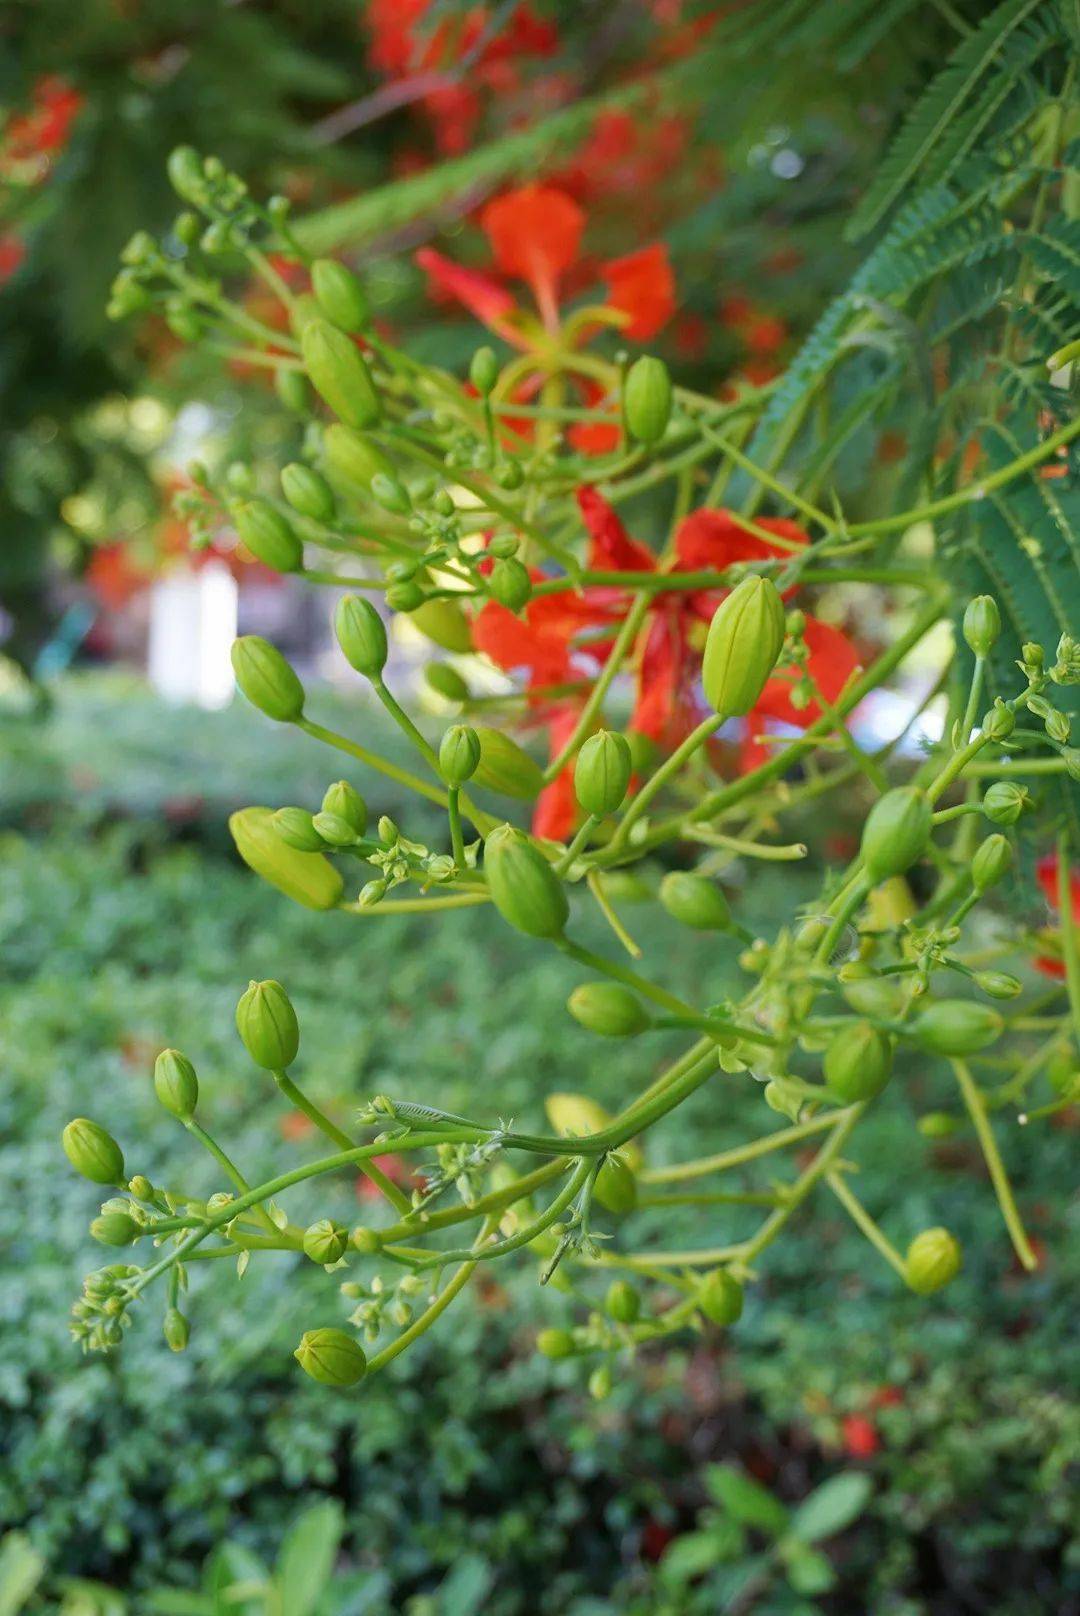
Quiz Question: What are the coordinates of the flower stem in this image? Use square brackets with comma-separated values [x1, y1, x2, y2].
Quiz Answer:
[951, 1059, 1037, 1271]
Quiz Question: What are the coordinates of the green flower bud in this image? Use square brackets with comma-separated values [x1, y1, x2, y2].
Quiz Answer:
[311, 811, 359, 847]
[153, 1049, 199, 1121]
[166, 145, 205, 203]
[234, 500, 303, 574]
[488, 557, 532, 612]
[974, 970, 1022, 1000]
[163, 1307, 190, 1351]
[322, 423, 394, 490]
[860, 786, 932, 882]
[905, 1227, 962, 1295]
[575, 730, 632, 818]
[128, 1175, 154, 1200]
[335, 595, 387, 678]
[302, 1219, 349, 1265]
[536, 1327, 576, 1360]
[840, 972, 904, 1020]
[659, 871, 731, 931]
[311, 258, 369, 332]
[302, 318, 380, 430]
[588, 1364, 614, 1400]
[281, 463, 335, 523]
[917, 1111, 960, 1138]
[567, 981, 650, 1038]
[471, 727, 544, 799]
[352, 1226, 383, 1255]
[823, 1021, 893, 1102]
[469, 345, 499, 395]
[702, 576, 786, 717]
[439, 724, 481, 785]
[63, 1119, 125, 1185]
[294, 1327, 367, 1386]
[231, 636, 305, 722]
[231, 807, 344, 910]
[370, 472, 412, 515]
[595, 1152, 637, 1214]
[275, 367, 309, 414]
[971, 833, 1013, 892]
[425, 663, 469, 702]
[289, 292, 322, 336]
[91, 1212, 140, 1247]
[410, 598, 475, 653]
[980, 699, 1015, 742]
[911, 1000, 1004, 1056]
[963, 596, 1001, 657]
[623, 354, 673, 442]
[484, 824, 569, 938]
[698, 1269, 744, 1326]
[226, 462, 256, 495]
[489, 534, 518, 560]
[385, 580, 427, 613]
[606, 1280, 641, 1324]
[1062, 749, 1080, 784]
[236, 979, 300, 1070]
[982, 781, 1029, 825]
[322, 780, 367, 835]
[273, 807, 327, 852]
[1045, 708, 1072, 745]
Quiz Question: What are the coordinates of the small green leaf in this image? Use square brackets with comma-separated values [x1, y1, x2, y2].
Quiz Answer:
[274, 1500, 344, 1616]
[789, 1472, 873, 1543]
[705, 1465, 789, 1533]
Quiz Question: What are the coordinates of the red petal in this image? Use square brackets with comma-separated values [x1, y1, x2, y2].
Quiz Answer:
[472, 599, 572, 684]
[674, 508, 808, 571]
[576, 486, 656, 572]
[414, 247, 516, 328]
[532, 707, 581, 841]
[601, 243, 675, 340]
[631, 611, 683, 743]
[481, 185, 584, 307]
[752, 617, 860, 727]
[1036, 852, 1080, 918]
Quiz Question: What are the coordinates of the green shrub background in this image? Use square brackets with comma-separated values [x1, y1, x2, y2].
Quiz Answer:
[2, 680, 1077, 1613]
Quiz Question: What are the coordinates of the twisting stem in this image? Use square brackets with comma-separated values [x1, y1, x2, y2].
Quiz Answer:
[273, 1070, 411, 1214]
[951, 1060, 1037, 1271]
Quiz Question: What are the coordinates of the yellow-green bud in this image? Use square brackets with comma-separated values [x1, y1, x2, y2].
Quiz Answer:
[294, 1327, 367, 1386]
[623, 354, 673, 442]
[276, 367, 309, 414]
[302, 318, 380, 429]
[236, 979, 300, 1070]
[567, 981, 650, 1038]
[63, 1119, 125, 1185]
[981, 699, 1015, 743]
[536, 1327, 576, 1360]
[234, 500, 303, 574]
[425, 663, 469, 703]
[488, 557, 532, 612]
[335, 595, 387, 678]
[231, 636, 305, 722]
[698, 1269, 744, 1325]
[302, 1219, 349, 1265]
[153, 1049, 199, 1121]
[370, 472, 412, 515]
[483, 824, 568, 939]
[311, 258, 369, 332]
[971, 833, 1012, 892]
[471, 727, 544, 799]
[823, 1021, 893, 1102]
[163, 1308, 190, 1351]
[595, 1151, 637, 1214]
[574, 730, 632, 818]
[469, 345, 499, 395]
[322, 423, 394, 490]
[281, 463, 336, 523]
[905, 1227, 962, 1294]
[230, 807, 343, 909]
[351, 1226, 382, 1255]
[911, 1000, 1004, 1056]
[166, 145, 205, 203]
[311, 811, 358, 847]
[91, 1212, 140, 1246]
[860, 786, 932, 882]
[605, 1280, 641, 1324]
[963, 595, 1000, 657]
[322, 780, 367, 835]
[702, 576, 786, 716]
[659, 871, 731, 931]
[974, 970, 1022, 1000]
[982, 781, 1028, 825]
[411, 597, 475, 653]
[439, 724, 481, 786]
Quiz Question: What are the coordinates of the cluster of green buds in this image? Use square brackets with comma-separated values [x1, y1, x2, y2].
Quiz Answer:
[65, 152, 1080, 1391]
